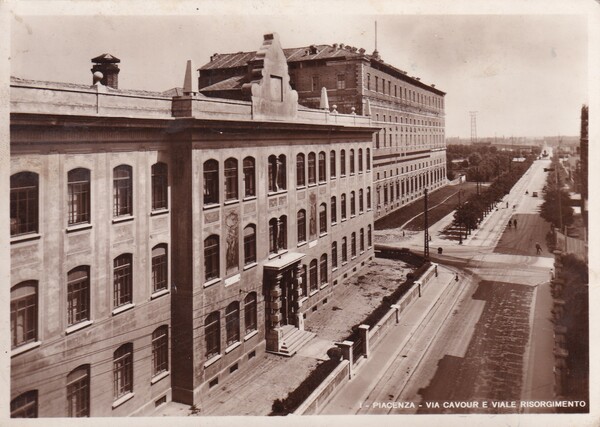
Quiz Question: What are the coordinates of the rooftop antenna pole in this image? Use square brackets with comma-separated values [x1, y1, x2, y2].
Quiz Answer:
[375, 21, 378, 51]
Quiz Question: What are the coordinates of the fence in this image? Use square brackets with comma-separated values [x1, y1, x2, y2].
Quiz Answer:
[555, 230, 587, 262]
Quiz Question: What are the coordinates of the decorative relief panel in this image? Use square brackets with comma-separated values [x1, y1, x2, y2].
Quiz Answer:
[205, 210, 220, 224]
[225, 210, 240, 274]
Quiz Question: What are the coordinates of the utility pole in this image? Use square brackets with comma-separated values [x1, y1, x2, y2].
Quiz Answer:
[458, 190, 463, 245]
[424, 188, 430, 259]
[556, 136, 563, 233]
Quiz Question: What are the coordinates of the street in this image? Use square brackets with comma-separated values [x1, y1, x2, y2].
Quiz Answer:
[321, 157, 556, 415]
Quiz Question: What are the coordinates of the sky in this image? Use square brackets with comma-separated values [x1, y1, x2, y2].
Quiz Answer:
[8, 2, 593, 139]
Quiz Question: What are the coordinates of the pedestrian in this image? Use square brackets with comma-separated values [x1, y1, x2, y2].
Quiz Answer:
[513, 219, 517, 229]
[535, 242, 542, 254]
[508, 220, 512, 229]
[506, 201, 509, 208]
[550, 268, 554, 280]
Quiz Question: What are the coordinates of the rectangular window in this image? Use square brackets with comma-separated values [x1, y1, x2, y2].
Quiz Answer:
[244, 294, 257, 334]
[68, 169, 91, 225]
[10, 172, 39, 236]
[151, 163, 168, 211]
[312, 76, 319, 92]
[337, 74, 346, 90]
[11, 391, 38, 418]
[113, 166, 132, 217]
[224, 158, 238, 201]
[244, 226, 257, 265]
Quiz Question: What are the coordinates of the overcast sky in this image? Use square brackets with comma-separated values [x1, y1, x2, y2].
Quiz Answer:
[9, 3, 592, 138]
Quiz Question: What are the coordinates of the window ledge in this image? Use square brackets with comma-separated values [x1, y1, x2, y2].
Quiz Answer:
[298, 296, 308, 305]
[224, 199, 239, 206]
[308, 183, 317, 188]
[225, 341, 241, 354]
[351, 215, 356, 218]
[112, 216, 134, 224]
[204, 278, 221, 288]
[330, 177, 337, 180]
[204, 354, 222, 368]
[320, 283, 329, 290]
[203, 203, 220, 211]
[318, 181, 326, 185]
[351, 256, 357, 260]
[319, 232, 328, 238]
[342, 261, 348, 266]
[112, 303, 135, 316]
[150, 209, 169, 216]
[151, 371, 170, 385]
[341, 218, 347, 222]
[297, 241, 307, 248]
[267, 190, 287, 196]
[340, 174, 346, 178]
[10, 233, 41, 244]
[332, 267, 338, 272]
[243, 262, 257, 271]
[296, 185, 306, 190]
[112, 392, 135, 409]
[309, 289, 319, 297]
[66, 320, 93, 335]
[11, 341, 41, 358]
[268, 250, 288, 260]
[331, 221, 337, 226]
[243, 196, 257, 202]
[244, 330, 258, 341]
[66, 223, 92, 233]
[151, 289, 170, 300]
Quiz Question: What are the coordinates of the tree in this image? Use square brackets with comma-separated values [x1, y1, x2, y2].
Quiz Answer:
[540, 189, 574, 228]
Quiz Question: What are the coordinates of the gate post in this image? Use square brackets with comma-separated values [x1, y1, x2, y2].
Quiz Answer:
[359, 325, 370, 358]
[336, 341, 354, 379]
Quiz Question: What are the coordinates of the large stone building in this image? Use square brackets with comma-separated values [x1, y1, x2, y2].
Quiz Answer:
[198, 42, 447, 220]
[9, 34, 376, 417]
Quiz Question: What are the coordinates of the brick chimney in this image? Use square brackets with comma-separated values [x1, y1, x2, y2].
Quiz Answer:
[91, 53, 120, 89]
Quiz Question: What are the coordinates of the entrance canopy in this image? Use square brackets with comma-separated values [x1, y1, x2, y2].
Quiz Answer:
[263, 252, 305, 271]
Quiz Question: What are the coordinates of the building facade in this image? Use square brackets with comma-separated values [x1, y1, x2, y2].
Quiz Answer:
[199, 43, 447, 220]
[9, 33, 376, 417]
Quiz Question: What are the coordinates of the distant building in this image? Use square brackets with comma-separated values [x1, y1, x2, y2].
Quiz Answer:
[10, 33, 376, 417]
[198, 41, 447, 220]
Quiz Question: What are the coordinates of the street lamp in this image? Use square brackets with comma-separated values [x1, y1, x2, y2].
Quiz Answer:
[423, 188, 430, 260]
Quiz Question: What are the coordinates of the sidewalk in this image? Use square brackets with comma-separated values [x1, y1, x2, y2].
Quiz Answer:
[320, 266, 459, 414]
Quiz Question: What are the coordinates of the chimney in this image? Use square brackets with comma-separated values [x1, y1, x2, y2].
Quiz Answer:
[91, 53, 120, 89]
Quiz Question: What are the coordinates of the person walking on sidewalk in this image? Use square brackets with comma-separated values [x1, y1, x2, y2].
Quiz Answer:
[513, 219, 517, 229]
[535, 242, 542, 254]
[508, 220, 512, 229]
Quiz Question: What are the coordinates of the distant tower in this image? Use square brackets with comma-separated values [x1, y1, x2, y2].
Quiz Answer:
[469, 111, 478, 144]
[91, 53, 121, 89]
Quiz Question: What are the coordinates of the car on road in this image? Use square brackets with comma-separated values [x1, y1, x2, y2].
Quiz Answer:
[532, 191, 538, 197]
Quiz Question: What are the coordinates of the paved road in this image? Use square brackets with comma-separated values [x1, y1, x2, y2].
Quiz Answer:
[322, 158, 558, 415]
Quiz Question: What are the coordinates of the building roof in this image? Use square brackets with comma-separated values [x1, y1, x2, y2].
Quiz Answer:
[91, 53, 121, 63]
[200, 44, 362, 71]
[201, 75, 246, 92]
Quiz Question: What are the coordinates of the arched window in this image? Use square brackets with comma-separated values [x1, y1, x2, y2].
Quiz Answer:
[204, 235, 220, 281]
[358, 149, 363, 172]
[297, 210, 306, 244]
[350, 191, 356, 216]
[151, 162, 168, 211]
[331, 242, 338, 269]
[11, 390, 38, 418]
[10, 281, 37, 349]
[330, 151, 336, 178]
[10, 172, 39, 236]
[269, 216, 287, 254]
[330, 196, 337, 224]
[225, 302, 240, 346]
[113, 343, 133, 399]
[205, 312, 220, 359]
[68, 168, 91, 225]
[113, 165, 132, 217]
[319, 254, 328, 284]
[67, 266, 90, 326]
[268, 155, 286, 192]
[309, 259, 318, 292]
[224, 158, 238, 201]
[244, 292, 257, 334]
[340, 149, 346, 176]
[359, 189, 364, 213]
[367, 187, 372, 209]
[318, 151, 326, 182]
[308, 152, 316, 185]
[351, 232, 357, 257]
[152, 244, 168, 293]
[269, 218, 278, 254]
[296, 153, 305, 187]
[113, 254, 133, 308]
[341, 193, 347, 220]
[152, 326, 169, 376]
[319, 203, 327, 234]
[341, 237, 347, 263]
[203, 159, 219, 205]
[349, 149, 355, 174]
[67, 365, 90, 417]
[243, 225, 256, 265]
[300, 265, 308, 296]
[243, 157, 256, 198]
[278, 215, 287, 250]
